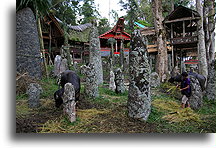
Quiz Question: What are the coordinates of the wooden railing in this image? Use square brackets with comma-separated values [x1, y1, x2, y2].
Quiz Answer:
[170, 36, 198, 45]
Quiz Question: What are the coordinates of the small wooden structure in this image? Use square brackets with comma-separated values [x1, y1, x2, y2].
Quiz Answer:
[42, 15, 92, 63]
[164, 5, 200, 71]
[140, 5, 200, 72]
[41, 15, 64, 61]
[99, 18, 131, 56]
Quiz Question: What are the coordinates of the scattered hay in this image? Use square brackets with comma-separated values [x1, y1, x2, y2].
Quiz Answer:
[162, 108, 201, 123]
[39, 108, 110, 133]
[16, 72, 37, 95]
[152, 99, 180, 112]
[152, 99, 201, 123]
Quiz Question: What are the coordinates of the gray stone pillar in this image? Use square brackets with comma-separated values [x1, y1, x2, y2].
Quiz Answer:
[81, 64, 99, 98]
[128, 30, 151, 121]
[16, 7, 42, 79]
[150, 72, 160, 88]
[89, 21, 103, 84]
[27, 83, 43, 108]
[59, 58, 68, 74]
[109, 70, 116, 91]
[54, 55, 62, 77]
[189, 75, 203, 109]
[114, 68, 125, 93]
[62, 83, 76, 122]
[206, 61, 215, 100]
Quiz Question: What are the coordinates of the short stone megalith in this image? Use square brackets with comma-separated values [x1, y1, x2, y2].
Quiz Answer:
[62, 83, 76, 122]
[81, 64, 99, 98]
[127, 30, 151, 121]
[109, 70, 116, 91]
[188, 75, 203, 109]
[114, 68, 125, 93]
[27, 83, 43, 108]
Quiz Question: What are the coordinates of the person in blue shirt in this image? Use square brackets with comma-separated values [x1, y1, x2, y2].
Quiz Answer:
[177, 72, 191, 108]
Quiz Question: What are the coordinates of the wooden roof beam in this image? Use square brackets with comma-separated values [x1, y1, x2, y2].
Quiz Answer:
[164, 17, 200, 24]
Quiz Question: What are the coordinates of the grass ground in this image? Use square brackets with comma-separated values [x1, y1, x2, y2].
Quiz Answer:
[16, 77, 216, 133]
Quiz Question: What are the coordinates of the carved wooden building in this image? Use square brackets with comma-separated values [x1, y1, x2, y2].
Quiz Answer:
[41, 15, 92, 63]
[140, 5, 200, 72]
[99, 17, 131, 56]
[164, 5, 200, 68]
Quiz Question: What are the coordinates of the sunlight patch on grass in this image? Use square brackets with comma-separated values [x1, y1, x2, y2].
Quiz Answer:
[152, 98, 201, 123]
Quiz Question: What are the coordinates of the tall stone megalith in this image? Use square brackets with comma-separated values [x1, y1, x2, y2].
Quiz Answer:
[16, 7, 42, 79]
[127, 30, 151, 121]
[89, 21, 103, 84]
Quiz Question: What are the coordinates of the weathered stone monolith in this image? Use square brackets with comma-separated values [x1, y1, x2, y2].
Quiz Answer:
[109, 70, 116, 91]
[206, 61, 215, 100]
[189, 75, 203, 109]
[81, 64, 99, 98]
[150, 72, 160, 88]
[89, 21, 103, 84]
[114, 68, 125, 93]
[59, 58, 68, 74]
[54, 55, 62, 76]
[27, 83, 43, 108]
[16, 7, 42, 79]
[128, 30, 151, 121]
[62, 83, 76, 122]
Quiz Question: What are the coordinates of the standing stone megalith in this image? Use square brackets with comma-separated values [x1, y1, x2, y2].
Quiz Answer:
[54, 55, 62, 76]
[81, 64, 99, 98]
[62, 83, 76, 122]
[27, 83, 43, 108]
[16, 7, 42, 79]
[109, 70, 116, 91]
[206, 60, 216, 100]
[89, 21, 103, 84]
[150, 72, 160, 88]
[127, 30, 151, 121]
[114, 68, 125, 93]
[188, 75, 203, 109]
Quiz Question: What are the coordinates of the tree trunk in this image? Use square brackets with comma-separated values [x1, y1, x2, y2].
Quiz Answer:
[152, 0, 168, 82]
[120, 39, 124, 69]
[63, 25, 72, 68]
[110, 43, 114, 71]
[196, 0, 208, 79]
[36, 14, 48, 78]
[170, 0, 174, 12]
[204, 0, 215, 63]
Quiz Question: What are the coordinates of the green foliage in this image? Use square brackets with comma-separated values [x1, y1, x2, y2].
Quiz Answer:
[98, 18, 111, 35]
[16, 93, 28, 100]
[40, 77, 58, 99]
[16, 0, 52, 17]
[79, 0, 99, 24]
[53, 0, 80, 25]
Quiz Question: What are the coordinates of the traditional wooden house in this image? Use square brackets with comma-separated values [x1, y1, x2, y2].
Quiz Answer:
[42, 15, 92, 63]
[163, 5, 200, 69]
[99, 17, 131, 56]
[140, 5, 200, 72]
[41, 15, 64, 61]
